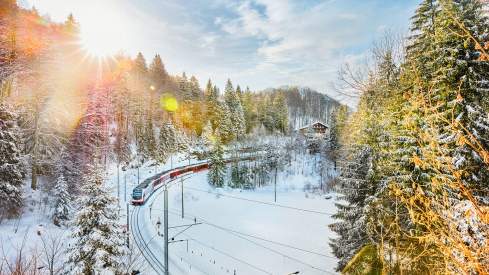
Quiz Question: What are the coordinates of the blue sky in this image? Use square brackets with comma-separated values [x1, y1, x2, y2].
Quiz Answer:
[20, 0, 418, 103]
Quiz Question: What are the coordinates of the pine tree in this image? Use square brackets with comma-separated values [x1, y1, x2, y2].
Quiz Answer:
[52, 173, 70, 226]
[272, 93, 288, 133]
[157, 121, 177, 163]
[405, 0, 439, 84]
[241, 87, 256, 133]
[205, 80, 220, 131]
[329, 146, 375, 271]
[224, 79, 245, 139]
[149, 54, 168, 90]
[329, 105, 348, 169]
[143, 119, 157, 159]
[236, 85, 243, 101]
[66, 162, 126, 274]
[133, 52, 148, 76]
[216, 100, 235, 144]
[208, 137, 225, 187]
[0, 102, 26, 220]
[64, 13, 80, 34]
[189, 75, 201, 99]
[179, 72, 191, 99]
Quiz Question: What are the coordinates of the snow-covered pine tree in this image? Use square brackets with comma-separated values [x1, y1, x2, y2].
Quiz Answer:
[157, 121, 177, 163]
[385, 0, 489, 271]
[329, 146, 374, 271]
[143, 119, 157, 159]
[216, 100, 235, 144]
[201, 120, 214, 145]
[224, 79, 246, 140]
[113, 77, 131, 169]
[236, 85, 243, 102]
[133, 52, 148, 77]
[65, 162, 126, 274]
[433, 0, 489, 202]
[52, 173, 70, 226]
[241, 87, 255, 133]
[179, 72, 191, 99]
[208, 137, 225, 187]
[272, 93, 288, 133]
[0, 102, 26, 220]
[175, 127, 189, 153]
[189, 75, 201, 99]
[149, 54, 168, 90]
[205, 79, 220, 131]
[405, 0, 440, 84]
[328, 105, 348, 169]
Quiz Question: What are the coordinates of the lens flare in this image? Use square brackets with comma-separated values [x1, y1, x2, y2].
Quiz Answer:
[160, 94, 178, 112]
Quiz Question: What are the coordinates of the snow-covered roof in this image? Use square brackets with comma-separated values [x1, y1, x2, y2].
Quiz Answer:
[296, 121, 329, 131]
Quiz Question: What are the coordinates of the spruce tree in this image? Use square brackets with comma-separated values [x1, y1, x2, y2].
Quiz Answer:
[143, 119, 157, 159]
[216, 101, 235, 143]
[272, 93, 288, 133]
[189, 75, 201, 99]
[329, 146, 375, 271]
[158, 121, 177, 163]
[133, 52, 148, 76]
[205, 80, 220, 131]
[223, 79, 246, 139]
[66, 162, 126, 274]
[208, 137, 225, 187]
[52, 173, 71, 226]
[179, 72, 191, 99]
[0, 102, 25, 220]
[149, 54, 168, 89]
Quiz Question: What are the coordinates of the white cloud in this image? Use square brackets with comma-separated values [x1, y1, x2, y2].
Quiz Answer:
[21, 0, 416, 106]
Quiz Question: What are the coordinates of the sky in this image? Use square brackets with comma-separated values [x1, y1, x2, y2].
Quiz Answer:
[19, 0, 418, 104]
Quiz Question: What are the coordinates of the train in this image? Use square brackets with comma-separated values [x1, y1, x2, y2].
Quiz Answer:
[131, 155, 260, 206]
[131, 162, 209, 205]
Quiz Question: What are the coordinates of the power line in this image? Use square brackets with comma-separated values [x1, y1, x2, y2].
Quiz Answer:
[183, 186, 335, 216]
[167, 210, 334, 274]
[184, 236, 273, 275]
[167, 209, 333, 259]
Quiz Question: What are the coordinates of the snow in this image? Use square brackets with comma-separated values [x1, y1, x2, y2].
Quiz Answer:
[131, 152, 339, 275]
[0, 143, 341, 274]
[0, 187, 69, 272]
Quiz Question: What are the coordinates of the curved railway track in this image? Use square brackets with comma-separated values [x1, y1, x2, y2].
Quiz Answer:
[130, 203, 167, 274]
[129, 155, 260, 274]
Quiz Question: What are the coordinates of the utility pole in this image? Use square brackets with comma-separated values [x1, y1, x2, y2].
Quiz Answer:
[164, 186, 169, 275]
[126, 203, 130, 247]
[274, 165, 278, 202]
[124, 170, 127, 202]
[181, 177, 184, 219]
[137, 164, 140, 185]
[117, 163, 120, 207]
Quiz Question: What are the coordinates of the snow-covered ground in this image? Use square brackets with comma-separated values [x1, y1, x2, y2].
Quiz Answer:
[0, 153, 196, 272]
[134, 153, 339, 275]
[0, 148, 340, 274]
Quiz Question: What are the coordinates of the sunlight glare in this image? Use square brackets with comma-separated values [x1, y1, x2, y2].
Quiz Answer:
[79, 7, 129, 57]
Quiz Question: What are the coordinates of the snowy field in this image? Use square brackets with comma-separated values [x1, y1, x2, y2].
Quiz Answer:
[0, 151, 340, 274]
[133, 155, 339, 275]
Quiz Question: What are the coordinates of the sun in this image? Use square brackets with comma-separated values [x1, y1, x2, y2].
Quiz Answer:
[79, 8, 129, 58]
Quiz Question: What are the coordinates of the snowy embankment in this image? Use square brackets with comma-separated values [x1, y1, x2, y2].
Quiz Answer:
[0, 153, 195, 271]
[135, 152, 339, 275]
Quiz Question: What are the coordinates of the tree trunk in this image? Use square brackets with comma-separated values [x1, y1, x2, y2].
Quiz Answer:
[31, 165, 37, 190]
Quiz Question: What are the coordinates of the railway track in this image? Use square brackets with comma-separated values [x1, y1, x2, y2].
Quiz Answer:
[129, 156, 262, 274]
[131, 204, 167, 274]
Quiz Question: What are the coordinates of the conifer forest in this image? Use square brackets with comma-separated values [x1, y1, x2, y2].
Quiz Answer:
[0, 0, 488, 274]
